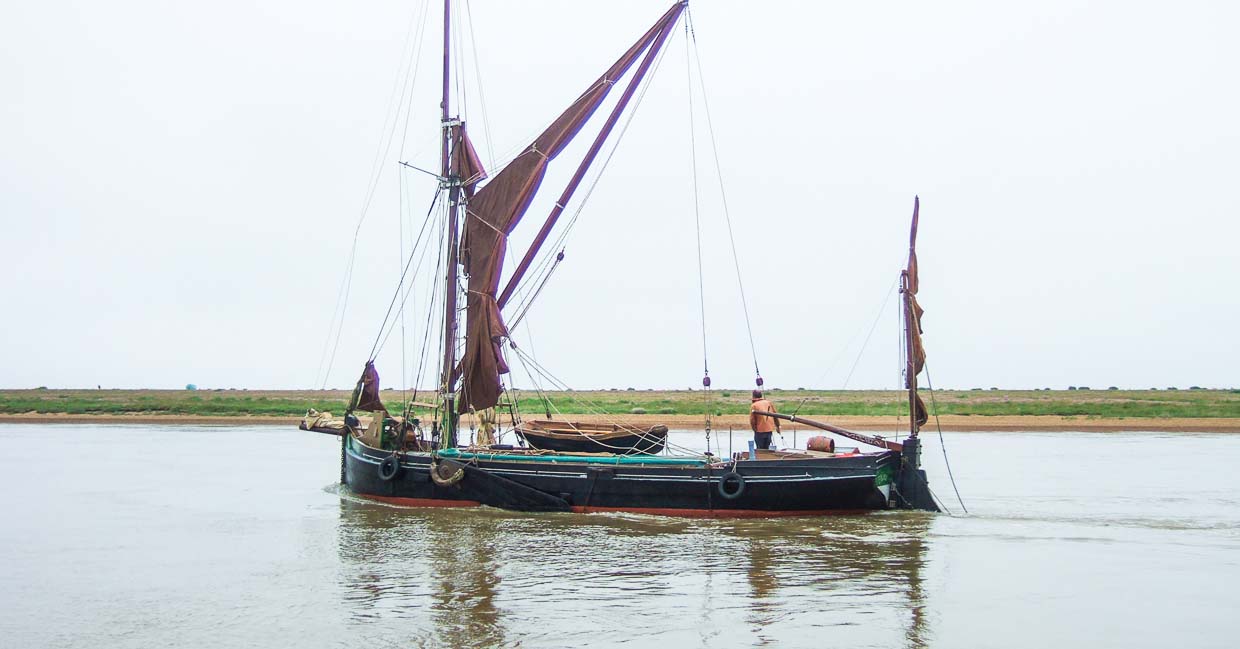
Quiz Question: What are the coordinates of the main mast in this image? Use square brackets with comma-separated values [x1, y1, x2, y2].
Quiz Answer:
[439, 0, 461, 440]
[894, 196, 938, 511]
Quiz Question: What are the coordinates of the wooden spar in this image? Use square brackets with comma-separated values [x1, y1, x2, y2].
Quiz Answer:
[752, 411, 903, 452]
[495, 3, 686, 309]
[301, 426, 345, 437]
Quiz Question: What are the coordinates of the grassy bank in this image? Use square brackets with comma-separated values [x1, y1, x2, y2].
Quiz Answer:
[2, 388, 1239, 419]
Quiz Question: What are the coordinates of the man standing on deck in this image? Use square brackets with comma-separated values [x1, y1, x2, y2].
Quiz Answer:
[749, 390, 780, 450]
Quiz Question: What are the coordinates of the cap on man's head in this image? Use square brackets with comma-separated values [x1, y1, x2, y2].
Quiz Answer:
[752, 389, 763, 399]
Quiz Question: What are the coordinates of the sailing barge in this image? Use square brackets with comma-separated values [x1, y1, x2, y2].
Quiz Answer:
[306, 1, 941, 516]
[342, 441, 899, 516]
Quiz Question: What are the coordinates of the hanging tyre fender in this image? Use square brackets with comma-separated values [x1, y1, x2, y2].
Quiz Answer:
[717, 471, 746, 500]
[378, 454, 401, 481]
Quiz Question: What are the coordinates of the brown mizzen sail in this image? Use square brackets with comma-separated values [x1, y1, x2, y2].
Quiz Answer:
[349, 361, 386, 413]
[903, 197, 928, 431]
[456, 2, 686, 413]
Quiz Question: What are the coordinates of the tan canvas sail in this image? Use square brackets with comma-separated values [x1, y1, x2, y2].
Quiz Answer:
[905, 197, 928, 429]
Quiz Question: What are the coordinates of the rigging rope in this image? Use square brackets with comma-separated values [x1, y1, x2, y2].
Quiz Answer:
[923, 361, 969, 514]
[462, 0, 496, 170]
[419, 196, 453, 434]
[686, 19, 708, 380]
[452, 2, 465, 126]
[498, 18, 676, 319]
[516, 324, 554, 419]
[686, 8, 762, 384]
[428, 194, 453, 431]
[507, 249, 565, 331]
[368, 188, 443, 360]
[397, 0, 432, 160]
[494, 25, 717, 458]
[686, 18, 713, 451]
[375, 195, 444, 361]
[841, 277, 899, 390]
[399, 163, 408, 401]
[407, 222, 445, 415]
[316, 250, 357, 388]
[500, 16, 725, 454]
[316, 2, 430, 388]
[508, 345, 704, 456]
[394, 0, 432, 399]
[788, 276, 899, 417]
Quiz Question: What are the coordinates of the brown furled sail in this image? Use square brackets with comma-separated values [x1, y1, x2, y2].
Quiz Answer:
[904, 197, 928, 429]
[349, 361, 385, 413]
[456, 3, 685, 413]
[451, 123, 486, 195]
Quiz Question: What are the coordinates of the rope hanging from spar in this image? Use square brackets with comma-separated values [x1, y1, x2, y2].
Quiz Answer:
[686, 16, 712, 449]
[686, 7, 763, 387]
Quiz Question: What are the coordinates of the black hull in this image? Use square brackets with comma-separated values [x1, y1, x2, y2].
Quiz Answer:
[516, 429, 667, 455]
[342, 436, 897, 517]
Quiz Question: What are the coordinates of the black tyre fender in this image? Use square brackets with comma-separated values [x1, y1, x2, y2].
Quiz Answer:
[717, 471, 746, 500]
[378, 454, 401, 481]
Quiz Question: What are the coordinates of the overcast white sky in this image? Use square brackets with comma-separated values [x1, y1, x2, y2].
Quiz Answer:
[2, 0, 1237, 391]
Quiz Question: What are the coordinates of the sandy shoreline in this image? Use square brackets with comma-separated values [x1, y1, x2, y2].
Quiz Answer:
[3, 412, 1239, 432]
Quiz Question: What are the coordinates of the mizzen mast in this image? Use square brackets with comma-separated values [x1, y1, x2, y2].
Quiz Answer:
[901, 196, 926, 440]
[896, 195, 939, 512]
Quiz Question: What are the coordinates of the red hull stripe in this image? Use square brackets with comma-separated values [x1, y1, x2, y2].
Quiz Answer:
[354, 495, 869, 518]
[569, 506, 871, 518]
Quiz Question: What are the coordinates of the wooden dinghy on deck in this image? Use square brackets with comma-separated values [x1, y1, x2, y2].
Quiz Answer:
[516, 420, 669, 455]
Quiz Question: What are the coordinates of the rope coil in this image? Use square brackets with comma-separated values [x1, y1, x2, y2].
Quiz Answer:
[430, 460, 465, 487]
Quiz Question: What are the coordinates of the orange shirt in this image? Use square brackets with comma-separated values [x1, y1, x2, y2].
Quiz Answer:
[749, 398, 777, 433]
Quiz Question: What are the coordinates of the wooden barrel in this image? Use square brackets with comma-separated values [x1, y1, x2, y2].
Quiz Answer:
[806, 436, 835, 453]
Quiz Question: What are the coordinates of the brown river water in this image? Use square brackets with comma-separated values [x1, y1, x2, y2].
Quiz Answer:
[1, 424, 1237, 648]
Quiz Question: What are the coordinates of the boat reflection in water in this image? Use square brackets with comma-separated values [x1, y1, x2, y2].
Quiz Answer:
[335, 494, 508, 646]
[335, 493, 934, 647]
[737, 514, 931, 648]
